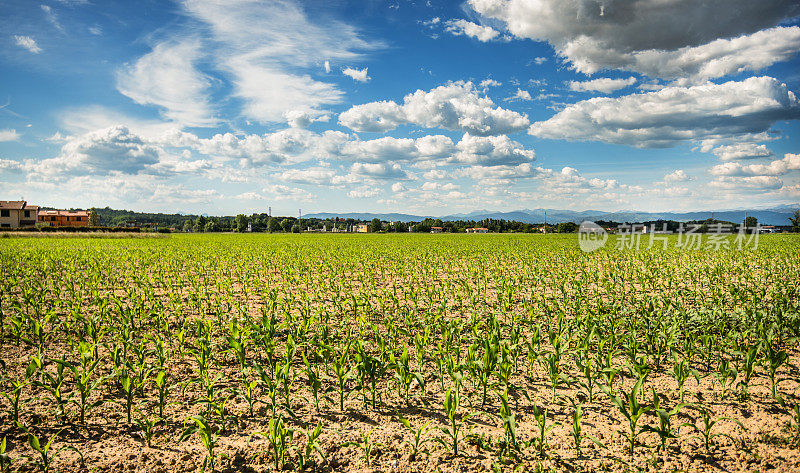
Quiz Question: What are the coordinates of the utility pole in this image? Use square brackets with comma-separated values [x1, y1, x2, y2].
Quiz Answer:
[543, 210, 547, 234]
[298, 209, 302, 233]
[269, 206, 271, 218]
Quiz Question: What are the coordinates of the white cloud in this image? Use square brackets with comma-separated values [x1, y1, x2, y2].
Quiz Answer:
[391, 182, 406, 192]
[14, 35, 41, 53]
[347, 186, 380, 198]
[41, 5, 63, 31]
[469, 0, 800, 80]
[0, 159, 24, 173]
[452, 133, 535, 166]
[710, 153, 800, 176]
[339, 81, 529, 135]
[116, 40, 218, 127]
[37, 126, 160, 176]
[342, 67, 370, 82]
[530, 77, 800, 148]
[710, 143, 774, 161]
[664, 169, 691, 183]
[323, 60, 331, 73]
[263, 184, 316, 201]
[709, 175, 784, 190]
[479, 78, 501, 89]
[533, 57, 548, 65]
[350, 162, 407, 179]
[506, 89, 532, 101]
[182, 0, 381, 123]
[444, 19, 503, 42]
[0, 129, 20, 141]
[568, 77, 636, 94]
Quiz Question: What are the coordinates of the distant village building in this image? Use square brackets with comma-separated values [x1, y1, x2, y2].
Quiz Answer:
[354, 224, 368, 233]
[430, 226, 443, 233]
[0, 201, 39, 228]
[38, 209, 90, 227]
[466, 227, 489, 233]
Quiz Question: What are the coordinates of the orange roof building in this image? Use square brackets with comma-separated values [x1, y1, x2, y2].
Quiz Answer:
[38, 209, 91, 227]
[0, 201, 40, 228]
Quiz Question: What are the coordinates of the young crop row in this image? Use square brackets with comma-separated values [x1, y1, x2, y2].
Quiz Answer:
[0, 234, 798, 472]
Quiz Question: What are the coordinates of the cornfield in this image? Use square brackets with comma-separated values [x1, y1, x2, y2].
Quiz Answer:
[0, 233, 798, 472]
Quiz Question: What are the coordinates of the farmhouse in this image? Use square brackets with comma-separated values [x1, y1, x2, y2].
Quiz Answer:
[354, 224, 368, 233]
[466, 227, 489, 233]
[430, 226, 443, 233]
[0, 201, 40, 228]
[38, 209, 91, 227]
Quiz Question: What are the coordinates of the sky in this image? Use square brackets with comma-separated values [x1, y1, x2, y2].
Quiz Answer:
[1, 0, 800, 216]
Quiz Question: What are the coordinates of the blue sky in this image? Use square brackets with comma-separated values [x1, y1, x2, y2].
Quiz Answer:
[1, 0, 799, 215]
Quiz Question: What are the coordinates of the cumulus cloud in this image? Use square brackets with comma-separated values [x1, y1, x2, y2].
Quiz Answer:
[116, 40, 218, 127]
[469, 0, 800, 80]
[37, 126, 160, 175]
[710, 143, 774, 161]
[452, 133, 535, 166]
[664, 169, 691, 183]
[506, 89, 532, 101]
[0, 129, 20, 141]
[568, 77, 636, 93]
[710, 153, 800, 176]
[342, 67, 370, 82]
[14, 35, 41, 53]
[339, 82, 529, 135]
[530, 77, 800, 148]
[709, 175, 784, 190]
[444, 19, 503, 42]
[0, 159, 24, 173]
[350, 162, 408, 179]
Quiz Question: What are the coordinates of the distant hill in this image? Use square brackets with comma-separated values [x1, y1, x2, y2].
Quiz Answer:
[306, 206, 799, 226]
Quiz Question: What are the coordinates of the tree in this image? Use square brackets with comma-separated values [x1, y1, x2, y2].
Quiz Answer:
[183, 219, 193, 232]
[789, 210, 800, 232]
[291, 224, 300, 233]
[88, 210, 101, 226]
[193, 216, 207, 233]
[370, 218, 382, 233]
[281, 219, 293, 232]
[235, 214, 250, 232]
[744, 216, 758, 228]
[556, 222, 578, 233]
[204, 220, 219, 232]
[267, 217, 281, 233]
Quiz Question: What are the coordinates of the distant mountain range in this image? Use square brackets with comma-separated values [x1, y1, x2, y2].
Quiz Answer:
[306, 206, 800, 226]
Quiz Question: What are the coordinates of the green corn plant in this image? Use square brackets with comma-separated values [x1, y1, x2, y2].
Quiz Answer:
[354, 341, 387, 408]
[296, 421, 324, 472]
[497, 387, 518, 455]
[397, 415, 434, 461]
[20, 428, 78, 473]
[574, 349, 597, 403]
[601, 374, 650, 456]
[343, 427, 382, 467]
[788, 403, 800, 446]
[683, 407, 742, 453]
[437, 388, 473, 457]
[1, 371, 32, 423]
[65, 342, 107, 424]
[389, 346, 424, 403]
[253, 362, 280, 417]
[36, 360, 69, 423]
[152, 370, 177, 419]
[235, 369, 259, 417]
[263, 415, 294, 471]
[714, 358, 737, 399]
[669, 354, 697, 403]
[569, 399, 584, 457]
[762, 329, 789, 399]
[301, 352, 324, 412]
[530, 403, 557, 457]
[134, 407, 160, 448]
[0, 436, 11, 473]
[475, 337, 498, 407]
[179, 415, 219, 472]
[643, 389, 687, 452]
[737, 345, 759, 398]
